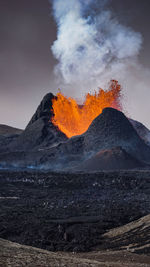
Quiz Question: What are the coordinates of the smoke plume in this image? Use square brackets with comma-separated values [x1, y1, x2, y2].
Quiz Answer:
[50, 0, 150, 128]
[51, 0, 142, 89]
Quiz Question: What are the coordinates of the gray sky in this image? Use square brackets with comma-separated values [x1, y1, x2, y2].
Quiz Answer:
[0, 0, 150, 129]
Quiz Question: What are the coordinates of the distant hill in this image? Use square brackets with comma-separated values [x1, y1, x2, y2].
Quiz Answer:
[0, 124, 23, 136]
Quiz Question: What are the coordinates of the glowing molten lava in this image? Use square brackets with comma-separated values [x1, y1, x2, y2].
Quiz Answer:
[52, 80, 122, 138]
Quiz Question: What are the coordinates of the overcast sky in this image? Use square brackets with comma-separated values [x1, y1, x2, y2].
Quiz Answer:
[0, 0, 150, 129]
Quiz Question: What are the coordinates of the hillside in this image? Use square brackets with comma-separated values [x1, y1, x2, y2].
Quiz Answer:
[0, 124, 23, 136]
[101, 214, 150, 254]
[0, 215, 150, 267]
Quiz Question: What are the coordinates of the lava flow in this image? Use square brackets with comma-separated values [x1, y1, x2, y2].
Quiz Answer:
[52, 80, 122, 138]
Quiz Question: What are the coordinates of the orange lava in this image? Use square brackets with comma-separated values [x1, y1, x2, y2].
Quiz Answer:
[52, 80, 122, 138]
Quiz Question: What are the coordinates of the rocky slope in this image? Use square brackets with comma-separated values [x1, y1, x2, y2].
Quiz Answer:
[0, 239, 101, 267]
[1, 237, 150, 267]
[78, 147, 147, 171]
[82, 108, 150, 162]
[130, 118, 150, 146]
[8, 93, 67, 152]
[0, 93, 67, 154]
[101, 214, 150, 255]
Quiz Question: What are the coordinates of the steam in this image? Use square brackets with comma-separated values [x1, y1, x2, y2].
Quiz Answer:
[51, 0, 142, 91]
[50, 0, 150, 128]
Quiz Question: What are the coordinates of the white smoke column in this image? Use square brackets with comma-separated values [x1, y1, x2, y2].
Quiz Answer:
[50, 0, 150, 129]
[51, 0, 142, 92]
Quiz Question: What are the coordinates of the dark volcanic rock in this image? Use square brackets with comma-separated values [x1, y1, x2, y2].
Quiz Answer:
[130, 118, 150, 146]
[78, 147, 147, 171]
[0, 125, 23, 154]
[26, 93, 54, 128]
[101, 214, 150, 255]
[83, 108, 150, 162]
[1, 106, 150, 170]
[39, 108, 150, 169]
[0, 124, 23, 136]
[0, 170, 149, 252]
[8, 93, 67, 152]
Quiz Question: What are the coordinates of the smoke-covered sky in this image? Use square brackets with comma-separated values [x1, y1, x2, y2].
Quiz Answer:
[0, 0, 150, 129]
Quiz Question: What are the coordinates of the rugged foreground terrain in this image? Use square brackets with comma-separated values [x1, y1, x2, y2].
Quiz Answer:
[0, 170, 149, 253]
[0, 239, 150, 267]
[0, 214, 150, 266]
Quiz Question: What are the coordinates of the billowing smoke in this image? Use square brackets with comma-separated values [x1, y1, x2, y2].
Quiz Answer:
[50, 0, 150, 128]
[51, 0, 142, 89]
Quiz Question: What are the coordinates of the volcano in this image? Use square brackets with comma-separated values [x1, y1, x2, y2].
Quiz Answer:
[0, 92, 150, 171]
[52, 80, 122, 138]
